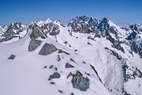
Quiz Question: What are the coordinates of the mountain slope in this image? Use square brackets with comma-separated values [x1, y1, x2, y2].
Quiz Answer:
[0, 16, 142, 95]
[0, 25, 110, 95]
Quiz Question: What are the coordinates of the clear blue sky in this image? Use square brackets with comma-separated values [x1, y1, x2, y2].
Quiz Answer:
[0, 0, 142, 25]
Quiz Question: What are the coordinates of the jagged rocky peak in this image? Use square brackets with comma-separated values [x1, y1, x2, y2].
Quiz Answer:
[127, 24, 142, 39]
[68, 16, 122, 38]
[97, 17, 112, 37]
[8, 22, 23, 29]
[97, 18, 126, 52]
[0, 22, 27, 42]
[35, 18, 62, 26]
[68, 16, 99, 33]
[4, 22, 26, 33]
[98, 17, 110, 30]
[100, 17, 110, 24]
[69, 16, 98, 23]
[129, 24, 142, 32]
[98, 17, 127, 39]
[124, 24, 142, 57]
[120, 24, 142, 34]
[28, 19, 60, 56]
[97, 17, 122, 34]
[129, 35, 142, 58]
[29, 19, 61, 39]
[122, 24, 142, 37]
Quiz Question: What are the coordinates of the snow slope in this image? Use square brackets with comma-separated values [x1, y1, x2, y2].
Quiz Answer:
[0, 29, 111, 95]
[0, 16, 142, 95]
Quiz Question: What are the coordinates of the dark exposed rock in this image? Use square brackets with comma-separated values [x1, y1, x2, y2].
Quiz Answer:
[68, 16, 98, 33]
[58, 49, 70, 55]
[48, 23, 60, 36]
[122, 64, 128, 82]
[70, 58, 76, 63]
[82, 61, 86, 64]
[71, 71, 90, 91]
[50, 82, 55, 85]
[126, 31, 137, 40]
[43, 66, 47, 69]
[67, 72, 73, 79]
[30, 24, 46, 39]
[49, 65, 54, 69]
[111, 42, 125, 53]
[65, 63, 74, 68]
[54, 67, 58, 71]
[105, 47, 122, 60]
[98, 17, 110, 37]
[64, 41, 68, 45]
[105, 29, 125, 53]
[130, 24, 139, 32]
[69, 16, 126, 53]
[70, 92, 74, 95]
[39, 43, 57, 55]
[125, 24, 142, 58]
[122, 63, 142, 82]
[131, 40, 142, 58]
[29, 22, 60, 39]
[98, 18, 125, 53]
[69, 45, 72, 47]
[87, 36, 95, 40]
[0, 22, 26, 42]
[41, 22, 60, 36]
[28, 39, 42, 51]
[85, 72, 91, 76]
[8, 54, 16, 60]
[74, 49, 78, 52]
[87, 42, 92, 45]
[133, 68, 142, 78]
[58, 90, 63, 93]
[48, 72, 61, 80]
[57, 55, 61, 62]
[123, 92, 131, 95]
[90, 65, 103, 84]
[122, 88, 131, 95]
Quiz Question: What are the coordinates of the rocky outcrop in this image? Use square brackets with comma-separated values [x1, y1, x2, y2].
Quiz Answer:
[48, 72, 61, 80]
[29, 21, 60, 39]
[129, 24, 142, 32]
[65, 63, 74, 68]
[71, 71, 90, 91]
[30, 23, 47, 39]
[130, 40, 142, 57]
[28, 39, 42, 51]
[69, 16, 125, 52]
[68, 16, 98, 33]
[123, 64, 142, 82]
[98, 18, 125, 52]
[8, 54, 16, 60]
[0, 22, 27, 42]
[39, 43, 57, 55]
[126, 29, 142, 57]
[41, 22, 60, 36]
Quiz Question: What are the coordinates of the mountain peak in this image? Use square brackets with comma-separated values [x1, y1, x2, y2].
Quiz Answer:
[101, 17, 110, 23]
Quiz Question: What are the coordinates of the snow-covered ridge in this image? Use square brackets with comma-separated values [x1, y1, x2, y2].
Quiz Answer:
[0, 16, 142, 95]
